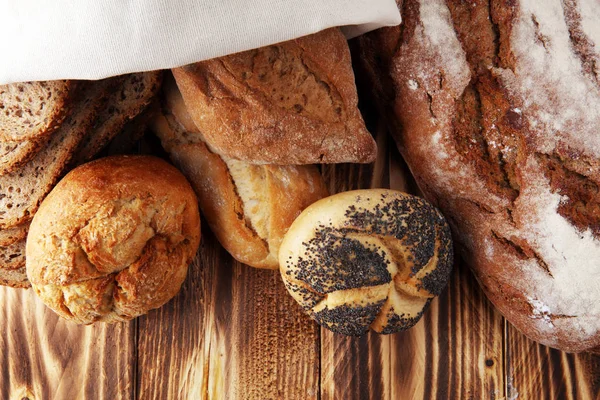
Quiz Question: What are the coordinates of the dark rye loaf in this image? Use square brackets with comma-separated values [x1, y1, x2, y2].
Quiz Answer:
[0, 239, 27, 288]
[356, 0, 600, 353]
[0, 223, 28, 247]
[0, 80, 75, 142]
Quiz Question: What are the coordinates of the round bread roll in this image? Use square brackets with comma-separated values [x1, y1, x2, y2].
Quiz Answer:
[279, 189, 453, 336]
[26, 155, 201, 324]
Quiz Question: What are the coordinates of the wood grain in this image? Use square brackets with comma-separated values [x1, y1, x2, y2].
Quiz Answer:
[0, 287, 135, 400]
[136, 223, 320, 399]
[507, 325, 600, 400]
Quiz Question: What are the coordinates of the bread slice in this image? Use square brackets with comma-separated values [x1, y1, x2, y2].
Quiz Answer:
[0, 79, 114, 229]
[0, 80, 75, 142]
[0, 239, 27, 288]
[0, 223, 29, 247]
[71, 71, 162, 164]
[0, 136, 49, 176]
[106, 103, 157, 156]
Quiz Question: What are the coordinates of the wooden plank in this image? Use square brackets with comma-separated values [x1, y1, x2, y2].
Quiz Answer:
[136, 223, 320, 399]
[320, 132, 506, 399]
[0, 287, 135, 399]
[506, 325, 600, 400]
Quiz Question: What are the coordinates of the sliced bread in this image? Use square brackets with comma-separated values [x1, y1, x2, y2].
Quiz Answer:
[0, 136, 49, 176]
[71, 71, 162, 164]
[0, 239, 27, 288]
[0, 79, 114, 229]
[0, 223, 29, 247]
[106, 103, 157, 155]
[0, 80, 75, 142]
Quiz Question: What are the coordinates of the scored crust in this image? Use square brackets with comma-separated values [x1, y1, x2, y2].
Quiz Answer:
[151, 76, 329, 269]
[356, 0, 600, 352]
[172, 28, 376, 165]
[279, 189, 453, 336]
[26, 155, 200, 324]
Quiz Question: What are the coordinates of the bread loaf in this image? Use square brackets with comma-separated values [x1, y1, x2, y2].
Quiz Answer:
[0, 223, 28, 247]
[357, 0, 600, 352]
[172, 28, 377, 165]
[26, 155, 201, 324]
[0, 73, 161, 288]
[151, 77, 329, 269]
[280, 189, 453, 335]
[0, 240, 27, 288]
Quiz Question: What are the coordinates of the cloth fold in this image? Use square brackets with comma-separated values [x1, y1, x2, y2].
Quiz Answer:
[0, 0, 401, 84]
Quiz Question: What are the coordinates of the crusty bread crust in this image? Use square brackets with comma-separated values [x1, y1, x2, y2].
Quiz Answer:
[26, 155, 200, 324]
[172, 28, 376, 165]
[152, 77, 328, 269]
[357, 0, 600, 352]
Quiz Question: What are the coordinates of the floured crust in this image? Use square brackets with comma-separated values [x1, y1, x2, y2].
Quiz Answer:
[358, 0, 600, 352]
[26, 155, 200, 324]
[279, 189, 453, 336]
[172, 28, 377, 165]
[151, 77, 329, 269]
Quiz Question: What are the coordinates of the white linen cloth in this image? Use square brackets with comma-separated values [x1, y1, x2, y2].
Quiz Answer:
[0, 0, 401, 84]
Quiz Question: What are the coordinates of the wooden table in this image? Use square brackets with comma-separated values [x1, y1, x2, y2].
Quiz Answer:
[1, 113, 599, 400]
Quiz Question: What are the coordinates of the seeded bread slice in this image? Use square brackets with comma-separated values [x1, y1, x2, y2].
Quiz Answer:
[0, 239, 27, 288]
[0, 136, 49, 176]
[0, 223, 29, 247]
[71, 71, 162, 164]
[0, 79, 114, 229]
[0, 80, 75, 142]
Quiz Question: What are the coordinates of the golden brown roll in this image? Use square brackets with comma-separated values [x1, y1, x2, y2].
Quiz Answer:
[26, 155, 201, 324]
[151, 76, 329, 269]
[279, 189, 453, 336]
